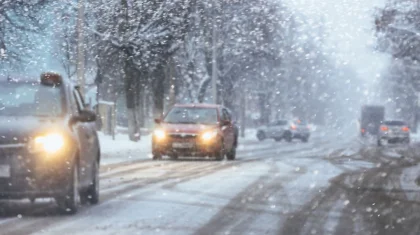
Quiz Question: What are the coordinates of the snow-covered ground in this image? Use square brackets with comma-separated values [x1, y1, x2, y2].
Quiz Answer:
[98, 132, 152, 165]
[1, 128, 355, 235]
[4, 127, 420, 234]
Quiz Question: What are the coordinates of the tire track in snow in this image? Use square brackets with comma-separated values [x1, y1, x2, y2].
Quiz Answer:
[281, 142, 420, 235]
[192, 162, 304, 235]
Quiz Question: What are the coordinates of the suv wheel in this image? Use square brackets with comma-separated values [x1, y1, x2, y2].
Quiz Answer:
[301, 137, 308, 143]
[56, 161, 80, 214]
[257, 131, 266, 141]
[80, 159, 99, 205]
[284, 131, 292, 142]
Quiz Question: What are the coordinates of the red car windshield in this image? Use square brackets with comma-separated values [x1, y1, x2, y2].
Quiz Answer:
[164, 107, 218, 125]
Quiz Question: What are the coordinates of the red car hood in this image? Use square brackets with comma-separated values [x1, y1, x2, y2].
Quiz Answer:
[161, 123, 218, 134]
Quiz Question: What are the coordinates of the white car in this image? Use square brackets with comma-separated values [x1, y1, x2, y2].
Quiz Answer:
[256, 120, 310, 142]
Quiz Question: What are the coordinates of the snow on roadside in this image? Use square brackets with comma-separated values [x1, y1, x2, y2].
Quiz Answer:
[98, 132, 151, 165]
[239, 128, 257, 141]
[411, 132, 420, 143]
[400, 164, 420, 201]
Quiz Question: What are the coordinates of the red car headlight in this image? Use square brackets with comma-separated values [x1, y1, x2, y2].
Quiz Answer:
[153, 129, 167, 141]
[201, 130, 218, 142]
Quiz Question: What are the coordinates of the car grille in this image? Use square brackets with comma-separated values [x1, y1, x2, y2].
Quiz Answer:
[0, 136, 28, 145]
[169, 133, 197, 141]
[0, 144, 33, 176]
[0, 144, 26, 159]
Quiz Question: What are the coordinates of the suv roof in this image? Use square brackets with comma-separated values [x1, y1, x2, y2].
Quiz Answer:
[0, 75, 39, 83]
[0, 73, 71, 86]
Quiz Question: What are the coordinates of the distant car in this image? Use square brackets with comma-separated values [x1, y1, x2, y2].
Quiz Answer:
[257, 120, 310, 142]
[360, 105, 385, 137]
[152, 104, 238, 161]
[0, 72, 100, 214]
[377, 120, 410, 146]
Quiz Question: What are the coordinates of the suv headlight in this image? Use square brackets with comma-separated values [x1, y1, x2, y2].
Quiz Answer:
[29, 133, 65, 154]
[201, 130, 218, 142]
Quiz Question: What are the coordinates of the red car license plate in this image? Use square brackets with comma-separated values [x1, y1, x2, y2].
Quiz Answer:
[172, 142, 194, 148]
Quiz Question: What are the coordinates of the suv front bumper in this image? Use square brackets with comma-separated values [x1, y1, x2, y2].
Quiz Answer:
[0, 146, 74, 199]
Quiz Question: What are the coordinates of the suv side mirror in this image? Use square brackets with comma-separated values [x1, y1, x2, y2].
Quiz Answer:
[80, 109, 96, 122]
[154, 118, 162, 124]
[70, 109, 96, 126]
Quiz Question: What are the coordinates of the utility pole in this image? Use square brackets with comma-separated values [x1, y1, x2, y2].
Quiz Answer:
[76, 0, 85, 97]
[211, 6, 218, 104]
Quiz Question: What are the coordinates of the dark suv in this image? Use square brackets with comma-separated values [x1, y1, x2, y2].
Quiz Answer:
[0, 72, 100, 214]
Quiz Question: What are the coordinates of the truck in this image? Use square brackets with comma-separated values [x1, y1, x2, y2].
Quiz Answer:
[360, 105, 385, 137]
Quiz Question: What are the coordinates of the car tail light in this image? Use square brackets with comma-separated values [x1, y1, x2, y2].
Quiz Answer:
[361, 128, 365, 133]
[380, 125, 388, 131]
[291, 124, 297, 130]
[402, 126, 410, 132]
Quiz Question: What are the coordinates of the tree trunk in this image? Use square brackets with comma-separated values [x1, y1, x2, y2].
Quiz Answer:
[144, 89, 150, 128]
[134, 79, 144, 135]
[125, 65, 141, 142]
[137, 84, 145, 128]
[258, 93, 270, 125]
[120, 0, 140, 141]
[153, 65, 165, 119]
[221, 74, 234, 109]
[197, 77, 211, 103]
[166, 57, 176, 109]
[240, 94, 246, 138]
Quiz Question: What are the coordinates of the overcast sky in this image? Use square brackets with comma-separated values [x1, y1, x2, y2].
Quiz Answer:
[285, 0, 390, 105]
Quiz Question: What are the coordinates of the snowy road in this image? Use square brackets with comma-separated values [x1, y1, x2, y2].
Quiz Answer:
[1, 131, 420, 235]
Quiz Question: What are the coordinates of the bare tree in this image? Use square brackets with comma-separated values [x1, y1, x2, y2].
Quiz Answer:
[0, 0, 51, 69]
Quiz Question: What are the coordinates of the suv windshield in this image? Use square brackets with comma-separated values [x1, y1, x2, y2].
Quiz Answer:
[278, 120, 288, 125]
[164, 107, 218, 125]
[294, 120, 307, 125]
[0, 82, 63, 116]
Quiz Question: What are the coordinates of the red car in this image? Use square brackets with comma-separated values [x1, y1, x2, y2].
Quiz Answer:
[152, 104, 237, 161]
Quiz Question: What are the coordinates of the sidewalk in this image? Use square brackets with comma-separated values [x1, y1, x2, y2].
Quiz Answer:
[98, 132, 152, 165]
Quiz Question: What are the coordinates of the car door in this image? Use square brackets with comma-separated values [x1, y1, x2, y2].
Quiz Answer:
[272, 121, 283, 137]
[266, 122, 278, 138]
[277, 120, 288, 137]
[221, 108, 235, 150]
[72, 88, 95, 186]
